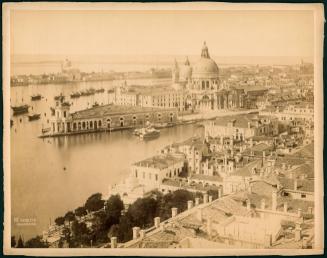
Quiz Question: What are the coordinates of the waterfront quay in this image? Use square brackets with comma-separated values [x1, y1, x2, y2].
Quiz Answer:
[41, 102, 178, 138]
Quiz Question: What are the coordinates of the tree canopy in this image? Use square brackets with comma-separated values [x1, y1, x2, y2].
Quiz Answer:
[85, 193, 105, 212]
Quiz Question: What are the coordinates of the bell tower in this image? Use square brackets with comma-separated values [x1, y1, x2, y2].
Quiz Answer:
[172, 59, 180, 83]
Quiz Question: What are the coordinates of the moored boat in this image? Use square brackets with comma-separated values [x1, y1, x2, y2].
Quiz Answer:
[54, 94, 65, 101]
[42, 127, 51, 133]
[11, 104, 29, 116]
[139, 127, 160, 140]
[70, 92, 81, 98]
[95, 88, 105, 93]
[31, 94, 42, 101]
[28, 113, 41, 121]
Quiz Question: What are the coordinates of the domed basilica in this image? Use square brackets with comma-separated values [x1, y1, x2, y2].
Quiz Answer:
[172, 42, 244, 111]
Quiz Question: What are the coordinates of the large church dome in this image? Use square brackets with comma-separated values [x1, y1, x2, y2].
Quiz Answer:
[192, 42, 219, 79]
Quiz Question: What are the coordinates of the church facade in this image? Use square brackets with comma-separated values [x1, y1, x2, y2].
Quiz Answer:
[172, 42, 245, 111]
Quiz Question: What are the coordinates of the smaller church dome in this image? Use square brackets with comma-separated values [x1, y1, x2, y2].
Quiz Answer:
[193, 58, 219, 77]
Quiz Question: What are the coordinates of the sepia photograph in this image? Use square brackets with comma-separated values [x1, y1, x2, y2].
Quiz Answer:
[2, 2, 324, 256]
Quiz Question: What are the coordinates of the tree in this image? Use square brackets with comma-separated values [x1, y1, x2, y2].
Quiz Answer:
[64, 211, 75, 222]
[17, 235, 24, 248]
[159, 189, 193, 220]
[71, 221, 91, 247]
[128, 197, 158, 228]
[105, 195, 124, 225]
[117, 214, 133, 243]
[11, 236, 16, 248]
[75, 206, 87, 217]
[54, 216, 65, 226]
[24, 236, 49, 248]
[85, 193, 105, 212]
[207, 189, 219, 200]
[108, 224, 119, 239]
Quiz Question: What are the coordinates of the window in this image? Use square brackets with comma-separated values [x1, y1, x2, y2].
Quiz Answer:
[301, 194, 306, 198]
[155, 174, 158, 181]
[64, 111, 67, 118]
[135, 170, 138, 178]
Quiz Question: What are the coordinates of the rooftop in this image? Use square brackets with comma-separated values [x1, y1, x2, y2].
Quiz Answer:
[133, 155, 184, 170]
[70, 104, 176, 120]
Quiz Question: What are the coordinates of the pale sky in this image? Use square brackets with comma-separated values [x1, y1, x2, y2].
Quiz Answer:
[10, 10, 314, 57]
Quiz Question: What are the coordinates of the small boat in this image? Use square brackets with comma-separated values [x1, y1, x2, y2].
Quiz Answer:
[31, 94, 42, 101]
[70, 92, 81, 98]
[140, 127, 160, 140]
[92, 102, 100, 108]
[54, 94, 65, 101]
[11, 105, 29, 116]
[42, 127, 51, 133]
[153, 123, 169, 129]
[133, 128, 142, 136]
[95, 88, 105, 93]
[28, 113, 41, 121]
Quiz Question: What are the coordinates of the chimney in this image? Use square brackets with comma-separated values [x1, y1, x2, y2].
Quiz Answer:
[196, 208, 203, 222]
[140, 230, 145, 239]
[208, 195, 213, 202]
[246, 200, 251, 210]
[187, 200, 193, 210]
[308, 206, 313, 214]
[264, 234, 272, 248]
[283, 202, 288, 213]
[248, 185, 253, 194]
[171, 207, 178, 218]
[154, 217, 160, 228]
[218, 188, 222, 199]
[294, 221, 302, 241]
[297, 208, 302, 217]
[207, 217, 212, 237]
[282, 163, 286, 170]
[132, 227, 140, 240]
[195, 197, 200, 206]
[203, 193, 209, 204]
[272, 190, 277, 211]
[261, 199, 266, 210]
[294, 180, 298, 191]
[110, 237, 117, 248]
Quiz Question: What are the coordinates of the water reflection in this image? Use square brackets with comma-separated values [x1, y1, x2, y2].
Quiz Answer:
[11, 80, 203, 240]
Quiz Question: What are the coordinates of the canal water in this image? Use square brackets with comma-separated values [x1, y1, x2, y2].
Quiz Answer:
[10, 80, 204, 240]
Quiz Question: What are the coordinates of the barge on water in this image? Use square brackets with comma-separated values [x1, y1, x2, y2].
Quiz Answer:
[11, 104, 29, 115]
[39, 100, 178, 138]
[31, 94, 42, 101]
[28, 113, 41, 121]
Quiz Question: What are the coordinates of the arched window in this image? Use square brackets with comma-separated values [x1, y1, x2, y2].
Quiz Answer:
[82, 121, 86, 129]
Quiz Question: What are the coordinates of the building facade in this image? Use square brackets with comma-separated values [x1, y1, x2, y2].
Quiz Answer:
[49, 100, 178, 136]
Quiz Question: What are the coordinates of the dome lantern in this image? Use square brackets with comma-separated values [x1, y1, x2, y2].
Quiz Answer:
[201, 41, 210, 59]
